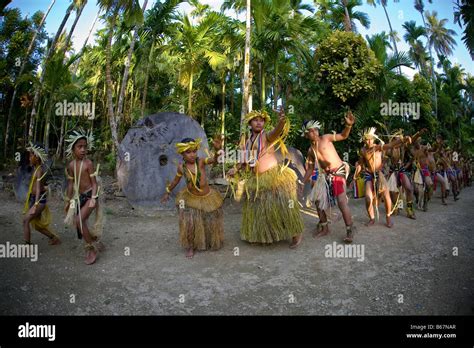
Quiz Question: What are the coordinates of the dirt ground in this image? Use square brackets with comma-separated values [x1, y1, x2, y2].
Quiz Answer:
[0, 182, 473, 315]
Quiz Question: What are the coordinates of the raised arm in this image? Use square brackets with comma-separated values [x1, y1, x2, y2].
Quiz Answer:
[381, 137, 403, 151]
[331, 110, 355, 142]
[266, 108, 286, 144]
[203, 136, 223, 166]
[410, 128, 427, 144]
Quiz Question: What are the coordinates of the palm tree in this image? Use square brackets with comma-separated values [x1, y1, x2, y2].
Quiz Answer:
[73, 10, 100, 74]
[315, 0, 370, 32]
[367, 32, 412, 99]
[139, 0, 183, 117]
[4, 0, 56, 157]
[425, 11, 457, 58]
[454, 0, 473, 59]
[65, 0, 88, 49]
[413, 0, 437, 118]
[97, 0, 142, 152]
[402, 20, 429, 75]
[258, 0, 315, 109]
[165, 12, 226, 116]
[116, 0, 148, 126]
[241, 0, 251, 132]
[366, 0, 401, 74]
[29, 0, 76, 141]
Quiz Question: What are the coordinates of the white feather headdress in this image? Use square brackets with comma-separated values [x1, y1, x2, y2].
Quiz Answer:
[360, 127, 384, 145]
[65, 128, 95, 158]
[26, 142, 48, 164]
[300, 120, 322, 136]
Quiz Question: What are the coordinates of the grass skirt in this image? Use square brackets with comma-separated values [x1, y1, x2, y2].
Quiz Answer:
[175, 188, 224, 250]
[241, 165, 304, 243]
[31, 205, 52, 231]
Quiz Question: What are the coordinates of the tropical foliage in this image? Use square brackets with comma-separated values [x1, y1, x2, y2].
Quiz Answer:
[0, 0, 473, 170]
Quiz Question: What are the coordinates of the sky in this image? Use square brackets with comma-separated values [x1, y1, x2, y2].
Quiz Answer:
[5, 0, 473, 78]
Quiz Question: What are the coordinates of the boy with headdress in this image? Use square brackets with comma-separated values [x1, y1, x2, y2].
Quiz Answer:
[161, 136, 224, 258]
[23, 143, 61, 245]
[353, 127, 405, 228]
[384, 128, 427, 219]
[411, 136, 441, 210]
[299, 111, 356, 243]
[228, 108, 304, 248]
[64, 129, 104, 265]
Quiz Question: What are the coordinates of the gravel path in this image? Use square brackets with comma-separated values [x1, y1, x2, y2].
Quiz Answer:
[0, 186, 473, 315]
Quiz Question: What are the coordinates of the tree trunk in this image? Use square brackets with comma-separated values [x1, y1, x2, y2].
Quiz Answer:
[273, 59, 279, 110]
[106, 7, 120, 152]
[230, 73, 234, 115]
[43, 97, 55, 149]
[260, 62, 266, 108]
[65, 0, 87, 50]
[73, 11, 99, 75]
[342, 0, 352, 32]
[116, 0, 148, 125]
[4, 0, 56, 158]
[29, 0, 75, 141]
[382, 4, 401, 75]
[56, 110, 66, 157]
[24, 108, 30, 148]
[420, 11, 438, 119]
[141, 41, 155, 118]
[240, 0, 251, 134]
[188, 68, 194, 116]
[221, 77, 226, 179]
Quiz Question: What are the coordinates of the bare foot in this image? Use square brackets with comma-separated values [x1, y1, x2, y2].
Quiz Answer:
[385, 216, 394, 228]
[289, 234, 303, 249]
[85, 249, 97, 265]
[343, 226, 355, 244]
[185, 248, 194, 259]
[314, 225, 330, 238]
[48, 236, 61, 245]
[95, 241, 105, 252]
[365, 219, 375, 227]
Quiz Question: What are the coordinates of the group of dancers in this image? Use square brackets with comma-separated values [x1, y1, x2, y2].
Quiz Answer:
[21, 109, 472, 262]
[23, 130, 104, 264]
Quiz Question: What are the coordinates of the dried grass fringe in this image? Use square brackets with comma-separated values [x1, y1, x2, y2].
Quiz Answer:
[240, 165, 303, 243]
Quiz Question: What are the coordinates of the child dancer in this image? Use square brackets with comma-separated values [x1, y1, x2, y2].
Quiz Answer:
[353, 128, 404, 228]
[161, 137, 224, 259]
[64, 129, 104, 265]
[23, 143, 61, 245]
